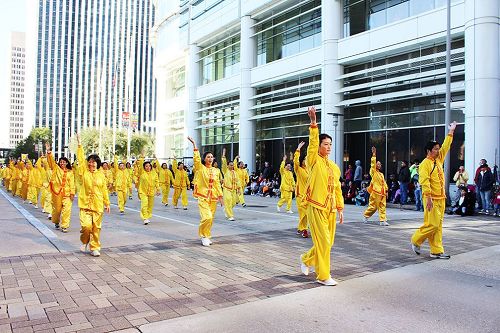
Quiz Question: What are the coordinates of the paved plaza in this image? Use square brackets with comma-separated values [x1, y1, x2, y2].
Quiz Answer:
[0, 188, 499, 332]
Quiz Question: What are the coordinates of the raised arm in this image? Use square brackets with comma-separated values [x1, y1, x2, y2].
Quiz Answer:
[306, 106, 319, 170]
[45, 142, 57, 170]
[369, 147, 376, 177]
[280, 155, 286, 175]
[76, 133, 87, 174]
[438, 121, 456, 162]
[188, 136, 202, 172]
[221, 148, 228, 175]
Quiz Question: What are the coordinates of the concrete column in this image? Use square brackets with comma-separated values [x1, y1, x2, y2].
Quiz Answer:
[154, 66, 167, 158]
[186, 43, 201, 156]
[239, 15, 256, 172]
[464, 0, 500, 174]
[321, 0, 344, 168]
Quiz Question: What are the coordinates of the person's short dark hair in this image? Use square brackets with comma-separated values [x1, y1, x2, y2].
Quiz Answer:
[161, 163, 167, 168]
[424, 140, 439, 154]
[178, 161, 184, 167]
[299, 155, 306, 166]
[143, 161, 152, 169]
[202, 151, 213, 160]
[402, 160, 408, 166]
[59, 157, 72, 170]
[87, 154, 102, 169]
[413, 159, 420, 164]
[319, 133, 332, 143]
[126, 162, 131, 168]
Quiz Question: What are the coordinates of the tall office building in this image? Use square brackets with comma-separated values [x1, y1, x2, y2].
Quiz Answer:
[152, 0, 499, 177]
[34, 0, 157, 157]
[9, 32, 26, 149]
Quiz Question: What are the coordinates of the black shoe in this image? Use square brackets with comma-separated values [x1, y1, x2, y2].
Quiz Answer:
[242, 203, 247, 207]
[430, 253, 451, 259]
[55, 223, 60, 229]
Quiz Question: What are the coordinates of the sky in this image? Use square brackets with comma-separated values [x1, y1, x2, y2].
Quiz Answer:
[0, 0, 27, 148]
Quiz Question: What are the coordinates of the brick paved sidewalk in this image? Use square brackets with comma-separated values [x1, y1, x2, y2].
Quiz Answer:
[1, 217, 499, 333]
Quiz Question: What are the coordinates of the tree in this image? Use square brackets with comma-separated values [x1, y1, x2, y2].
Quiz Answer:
[9, 127, 52, 160]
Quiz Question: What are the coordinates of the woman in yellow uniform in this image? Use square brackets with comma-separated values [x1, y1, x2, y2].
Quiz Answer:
[40, 156, 52, 216]
[21, 160, 31, 202]
[234, 158, 249, 207]
[137, 159, 160, 225]
[17, 161, 27, 198]
[126, 162, 134, 199]
[172, 158, 190, 210]
[411, 121, 456, 259]
[114, 155, 129, 214]
[188, 136, 223, 246]
[156, 160, 174, 206]
[277, 154, 296, 213]
[101, 162, 113, 198]
[27, 158, 44, 208]
[76, 134, 110, 257]
[9, 161, 19, 194]
[221, 148, 240, 221]
[300, 106, 344, 286]
[294, 141, 309, 238]
[3, 161, 12, 192]
[363, 146, 389, 226]
[46, 142, 75, 232]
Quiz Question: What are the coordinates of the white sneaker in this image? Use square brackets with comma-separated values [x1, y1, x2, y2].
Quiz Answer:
[228, 217, 235, 221]
[91, 250, 100, 257]
[380, 221, 389, 226]
[144, 219, 149, 225]
[80, 243, 88, 253]
[48, 214, 52, 220]
[300, 262, 309, 276]
[286, 210, 294, 214]
[201, 237, 211, 246]
[317, 278, 337, 286]
[276, 205, 281, 212]
[34, 205, 38, 209]
[363, 216, 368, 223]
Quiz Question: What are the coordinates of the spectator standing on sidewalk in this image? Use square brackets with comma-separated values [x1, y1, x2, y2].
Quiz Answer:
[353, 160, 362, 189]
[474, 159, 488, 210]
[411, 121, 457, 259]
[398, 160, 411, 205]
[477, 164, 494, 214]
[453, 165, 469, 204]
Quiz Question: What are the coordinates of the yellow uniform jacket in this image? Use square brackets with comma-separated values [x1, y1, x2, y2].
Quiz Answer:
[305, 125, 344, 212]
[236, 166, 249, 189]
[76, 146, 110, 212]
[221, 157, 240, 191]
[192, 149, 223, 201]
[367, 156, 388, 196]
[420, 134, 453, 200]
[293, 150, 309, 198]
[172, 159, 190, 189]
[138, 170, 159, 197]
[113, 156, 130, 192]
[280, 161, 296, 192]
[157, 165, 173, 188]
[28, 160, 43, 188]
[47, 152, 75, 197]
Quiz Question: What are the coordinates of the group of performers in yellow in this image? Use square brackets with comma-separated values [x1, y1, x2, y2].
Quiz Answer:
[0, 107, 457, 285]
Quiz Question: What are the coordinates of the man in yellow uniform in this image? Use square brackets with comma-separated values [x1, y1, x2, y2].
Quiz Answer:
[126, 162, 134, 199]
[277, 154, 296, 213]
[411, 121, 456, 259]
[300, 106, 344, 286]
[188, 136, 223, 246]
[294, 142, 309, 238]
[234, 157, 249, 207]
[172, 159, 190, 209]
[114, 155, 130, 214]
[221, 148, 240, 221]
[27, 158, 44, 208]
[156, 160, 174, 206]
[40, 156, 52, 215]
[76, 134, 110, 257]
[46, 142, 75, 233]
[363, 146, 389, 226]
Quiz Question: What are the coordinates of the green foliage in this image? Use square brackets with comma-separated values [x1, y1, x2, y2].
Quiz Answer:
[9, 127, 52, 160]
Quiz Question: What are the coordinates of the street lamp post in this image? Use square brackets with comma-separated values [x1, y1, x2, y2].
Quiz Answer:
[230, 126, 235, 159]
[328, 112, 343, 165]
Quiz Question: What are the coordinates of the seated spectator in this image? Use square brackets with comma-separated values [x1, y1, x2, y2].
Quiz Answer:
[345, 181, 357, 204]
[355, 183, 369, 206]
[361, 173, 371, 189]
[449, 186, 475, 216]
[392, 188, 401, 204]
[388, 174, 399, 202]
[492, 185, 500, 217]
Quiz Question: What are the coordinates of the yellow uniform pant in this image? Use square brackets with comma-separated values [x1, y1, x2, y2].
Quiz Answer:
[363, 194, 387, 221]
[128, 184, 133, 198]
[28, 187, 41, 206]
[301, 205, 337, 281]
[117, 189, 127, 212]
[277, 190, 293, 211]
[80, 209, 103, 251]
[9, 179, 17, 193]
[4, 179, 10, 191]
[198, 199, 217, 238]
[51, 195, 73, 229]
[140, 194, 154, 220]
[161, 185, 171, 205]
[173, 187, 188, 208]
[223, 188, 238, 218]
[42, 188, 52, 213]
[15, 181, 22, 197]
[411, 198, 445, 254]
[296, 195, 308, 231]
[21, 183, 29, 200]
[237, 188, 246, 205]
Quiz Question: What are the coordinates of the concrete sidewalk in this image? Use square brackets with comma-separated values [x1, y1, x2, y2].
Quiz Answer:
[141, 246, 500, 333]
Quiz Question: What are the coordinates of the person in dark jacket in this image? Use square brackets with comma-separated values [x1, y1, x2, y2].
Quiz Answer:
[354, 160, 362, 189]
[398, 160, 411, 205]
[474, 159, 488, 210]
[477, 163, 494, 214]
[262, 161, 272, 181]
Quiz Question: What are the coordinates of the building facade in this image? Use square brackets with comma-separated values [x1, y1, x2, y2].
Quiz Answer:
[34, 0, 157, 158]
[9, 32, 26, 149]
[152, 0, 499, 178]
